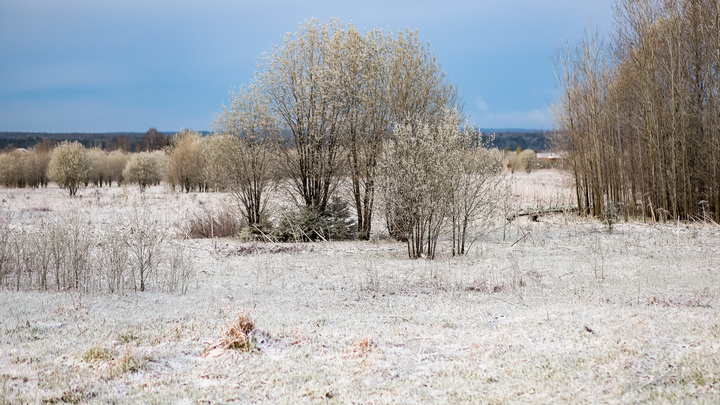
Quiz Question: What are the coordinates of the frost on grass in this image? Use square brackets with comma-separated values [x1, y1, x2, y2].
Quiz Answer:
[1, 178, 720, 403]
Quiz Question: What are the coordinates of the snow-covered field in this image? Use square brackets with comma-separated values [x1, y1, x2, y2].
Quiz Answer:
[2, 170, 720, 403]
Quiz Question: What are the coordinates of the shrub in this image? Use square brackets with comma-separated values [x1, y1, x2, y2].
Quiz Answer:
[128, 204, 163, 292]
[123, 152, 162, 191]
[99, 226, 130, 293]
[272, 198, 355, 242]
[379, 110, 461, 259]
[517, 149, 537, 174]
[47, 141, 93, 196]
[163, 244, 195, 295]
[166, 130, 207, 192]
[0, 208, 195, 294]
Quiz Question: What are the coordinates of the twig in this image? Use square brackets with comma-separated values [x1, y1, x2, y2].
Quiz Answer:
[510, 232, 530, 247]
[251, 225, 277, 244]
[385, 316, 411, 322]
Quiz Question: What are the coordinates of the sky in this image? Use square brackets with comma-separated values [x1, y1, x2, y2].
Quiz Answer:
[0, 0, 614, 133]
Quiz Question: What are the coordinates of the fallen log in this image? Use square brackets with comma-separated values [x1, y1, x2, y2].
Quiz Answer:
[506, 207, 578, 222]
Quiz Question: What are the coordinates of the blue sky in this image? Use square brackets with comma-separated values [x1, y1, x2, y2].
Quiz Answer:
[0, 0, 613, 133]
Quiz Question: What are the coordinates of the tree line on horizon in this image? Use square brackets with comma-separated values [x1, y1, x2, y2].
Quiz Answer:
[0, 128, 176, 152]
[0, 129, 550, 155]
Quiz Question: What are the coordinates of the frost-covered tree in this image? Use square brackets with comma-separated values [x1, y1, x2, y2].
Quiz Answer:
[88, 149, 129, 187]
[251, 19, 458, 239]
[0, 151, 24, 188]
[450, 129, 502, 255]
[166, 130, 207, 192]
[47, 141, 92, 196]
[336, 25, 458, 240]
[380, 110, 463, 259]
[211, 84, 277, 227]
[87, 148, 107, 187]
[381, 110, 500, 259]
[258, 19, 345, 212]
[106, 150, 130, 186]
[123, 152, 161, 192]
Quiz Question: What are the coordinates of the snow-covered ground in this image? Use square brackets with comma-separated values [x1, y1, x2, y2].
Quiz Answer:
[2, 171, 719, 403]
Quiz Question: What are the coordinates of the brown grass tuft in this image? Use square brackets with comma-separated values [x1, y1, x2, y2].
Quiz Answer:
[349, 336, 374, 354]
[82, 344, 113, 362]
[205, 312, 258, 355]
[108, 348, 143, 378]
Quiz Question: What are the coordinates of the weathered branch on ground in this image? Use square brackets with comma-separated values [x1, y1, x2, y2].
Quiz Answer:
[506, 207, 578, 223]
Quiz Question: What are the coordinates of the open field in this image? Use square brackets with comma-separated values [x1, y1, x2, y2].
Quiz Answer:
[1, 170, 720, 403]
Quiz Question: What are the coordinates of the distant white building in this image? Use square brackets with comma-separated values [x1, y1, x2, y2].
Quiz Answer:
[537, 152, 562, 160]
[536, 152, 564, 169]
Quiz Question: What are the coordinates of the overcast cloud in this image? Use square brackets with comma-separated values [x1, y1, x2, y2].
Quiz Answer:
[0, 0, 613, 132]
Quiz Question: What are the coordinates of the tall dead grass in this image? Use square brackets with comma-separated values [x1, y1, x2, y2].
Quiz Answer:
[0, 206, 195, 294]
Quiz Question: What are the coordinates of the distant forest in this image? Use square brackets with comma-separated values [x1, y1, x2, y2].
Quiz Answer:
[1, 129, 549, 152]
[0, 130, 211, 152]
[481, 130, 549, 152]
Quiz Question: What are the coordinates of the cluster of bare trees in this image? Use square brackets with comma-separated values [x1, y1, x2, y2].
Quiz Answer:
[0, 148, 50, 188]
[0, 134, 210, 195]
[214, 19, 465, 243]
[554, 0, 720, 221]
[0, 141, 131, 194]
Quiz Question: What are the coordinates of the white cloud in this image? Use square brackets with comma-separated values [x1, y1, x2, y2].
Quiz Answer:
[474, 96, 489, 111]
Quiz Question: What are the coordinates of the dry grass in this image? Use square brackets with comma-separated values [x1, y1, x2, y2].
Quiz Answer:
[109, 349, 143, 377]
[183, 206, 241, 239]
[348, 336, 375, 355]
[205, 311, 258, 355]
[82, 345, 113, 362]
[1, 174, 720, 403]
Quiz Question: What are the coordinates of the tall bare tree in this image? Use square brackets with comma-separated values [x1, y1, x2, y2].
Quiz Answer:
[212, 84, 277, 227]
[258, 19, 345, 212]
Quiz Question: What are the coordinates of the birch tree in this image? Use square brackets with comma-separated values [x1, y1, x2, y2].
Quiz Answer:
[554, 0, 720, 221]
